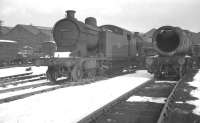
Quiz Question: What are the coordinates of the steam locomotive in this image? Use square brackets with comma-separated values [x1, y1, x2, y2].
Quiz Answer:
[35, 10, 142, 82]
[145, 26, 200, 80]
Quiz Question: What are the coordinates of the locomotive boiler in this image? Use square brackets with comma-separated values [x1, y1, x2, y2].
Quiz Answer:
[35, 10, 139, 82]
[53, 10, 99, 57]
[146, 26, 195, 80]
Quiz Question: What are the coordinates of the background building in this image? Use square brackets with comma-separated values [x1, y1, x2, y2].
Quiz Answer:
[0, 24, 52, 52]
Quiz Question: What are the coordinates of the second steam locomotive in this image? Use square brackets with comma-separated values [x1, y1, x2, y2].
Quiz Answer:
[146, 26, 200, 80]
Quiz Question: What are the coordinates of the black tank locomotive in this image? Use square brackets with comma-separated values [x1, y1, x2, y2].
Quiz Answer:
[36, 10, 139, 82]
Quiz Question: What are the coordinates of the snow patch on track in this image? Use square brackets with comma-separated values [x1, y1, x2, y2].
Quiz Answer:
[155, 81, 177, 84]
[0, 79, 48, 91]
[29, 66, 47, 75]
[0, 66, 47, 78]
[127, 95, 166, 103]
[186, 70, 200, 115]
[0, 83, 56, 99]
[0, 67, 30, 77]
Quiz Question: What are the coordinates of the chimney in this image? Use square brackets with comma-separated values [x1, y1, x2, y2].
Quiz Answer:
[65, 10, 76, 19]
[85, 17, 97, 26]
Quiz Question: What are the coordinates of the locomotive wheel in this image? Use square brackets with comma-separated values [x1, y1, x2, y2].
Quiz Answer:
[46, 70, 58, 83]
[87, 69, 96, 79]
[46, 66, 58, 83]
[71, 65, 83, 82]
[154, 73, 163, 80]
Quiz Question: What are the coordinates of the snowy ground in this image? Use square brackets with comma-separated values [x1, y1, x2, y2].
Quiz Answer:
[29, 66, 47, 75]
[127, 95, 166, 103]
[0, 66, 47, 77]
[0, 70, 152, 123]
[0, 79, 53, 99]
[54, 52, 71, 58]
[186, 70, 200, 115]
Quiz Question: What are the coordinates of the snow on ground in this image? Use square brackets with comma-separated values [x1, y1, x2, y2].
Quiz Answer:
[0, 70, 152, 123]
[0, 84, 58, 99]
[175, 101, 184, 104]
[186, 70, 200, 115]
[0, 77, 48, 90]
[0, 67, 30, 77]
[0, 66, 47, 77]
[127, 95, 166, 103]
[126, 76, 178, 104]
[0, 40, 17, 43]
[29, 66, 47, 75]
[54, 52, 71, 58]
[155, 81, 177, 84]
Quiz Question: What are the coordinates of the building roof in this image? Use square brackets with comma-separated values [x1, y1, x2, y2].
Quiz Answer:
[0, 26, 12, 34]
[145, 28, 156, 38]
[34, 26, 52, 36]
[35, 26, 52, 30]
[17, 24, 39, 35]
[39, 29, 52, 37]
[16, 24, 52, 36]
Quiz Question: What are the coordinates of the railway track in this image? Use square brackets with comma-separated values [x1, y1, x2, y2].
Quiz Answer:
[0, 81, 88, 104]
[0, 72, 33, 81]
[79, 71, 198, 123]
[0, 73, 46, 87]
[0, 64, 30, 69]
[2, 69, 199, 122]
[0, 69, 136, 104]
[0, 76, 112, 104]
[0, 73, 47, 102]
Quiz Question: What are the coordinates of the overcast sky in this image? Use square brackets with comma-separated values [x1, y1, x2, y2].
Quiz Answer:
[0, 0, 200, 33]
